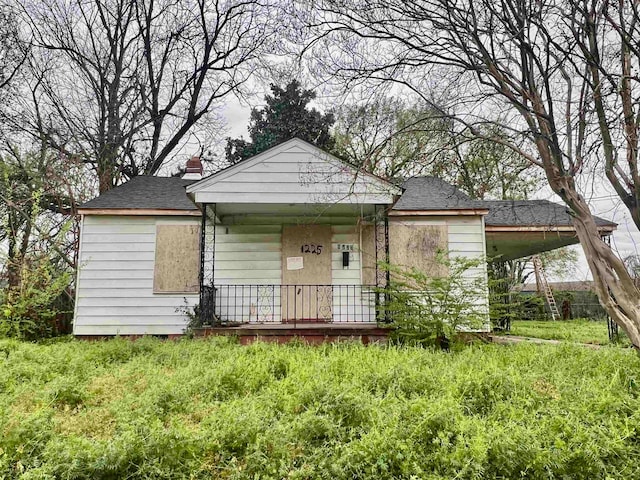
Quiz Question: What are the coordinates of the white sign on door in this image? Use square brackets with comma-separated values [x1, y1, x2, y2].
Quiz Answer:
[286, 256, 304, 270]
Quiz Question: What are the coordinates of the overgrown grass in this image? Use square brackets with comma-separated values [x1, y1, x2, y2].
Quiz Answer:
[1, 337, 640, 479]
[504, 319, 628, 345]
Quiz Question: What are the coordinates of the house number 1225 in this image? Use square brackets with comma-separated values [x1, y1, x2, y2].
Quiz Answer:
[300, 244, 323, 255]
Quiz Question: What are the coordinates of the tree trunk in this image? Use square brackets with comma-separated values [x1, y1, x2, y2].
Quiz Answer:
[6, 234, 19, 289]
[98, 168, 113, 194]
[97, 149, 118, 193]
[6, 207, 32, 289]
[557, 180, 640, 348]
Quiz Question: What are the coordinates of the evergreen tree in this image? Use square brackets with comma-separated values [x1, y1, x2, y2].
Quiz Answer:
[225, 80, 335, 164]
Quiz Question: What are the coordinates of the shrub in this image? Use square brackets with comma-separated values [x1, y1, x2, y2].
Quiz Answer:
[379, 255, 488, 347]
[0, 256, 72, 340]
[0, 182, 74, 340]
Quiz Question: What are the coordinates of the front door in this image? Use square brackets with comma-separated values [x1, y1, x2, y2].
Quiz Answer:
[281, 225, 332, 322]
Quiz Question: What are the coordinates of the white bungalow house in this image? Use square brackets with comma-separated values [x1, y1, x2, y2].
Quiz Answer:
[73, 138, 616, 338]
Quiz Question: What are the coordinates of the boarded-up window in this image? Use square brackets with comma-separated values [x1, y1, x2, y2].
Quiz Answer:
[154, 224, 200, 293]
[389, 223, 448, 277]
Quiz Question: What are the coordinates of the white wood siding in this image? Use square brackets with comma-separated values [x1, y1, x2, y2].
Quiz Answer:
[212, 224, 282, 285]
[74, 215, 199, 336]
[211, 221, 286, 323]
[189, 140, 398, 204]
[75, 213, 489, 333]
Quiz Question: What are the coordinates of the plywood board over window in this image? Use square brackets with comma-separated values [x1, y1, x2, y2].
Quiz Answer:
[389, 223, 448, 277]
[154, 224, 200, 293]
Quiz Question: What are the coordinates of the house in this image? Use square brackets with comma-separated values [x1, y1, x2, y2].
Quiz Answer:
[74, 138, 616, 339]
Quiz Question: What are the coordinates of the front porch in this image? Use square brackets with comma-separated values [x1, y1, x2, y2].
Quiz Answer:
[183, 139, 402, 332]
[196, 202, 392, 329]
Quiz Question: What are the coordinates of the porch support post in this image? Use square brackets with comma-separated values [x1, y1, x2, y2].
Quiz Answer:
[374, 204, 390, 322]
[211, 203, 216, 287]
[198, 203, 207, 326]
[199, 203, 218, 325]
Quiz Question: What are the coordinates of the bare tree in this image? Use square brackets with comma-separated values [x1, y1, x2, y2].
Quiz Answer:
[0, 3, 27, 90]
[0, 1, 29, 138]
[333, 97, 454, 178]
[17, 0, 275, 192]
[333, 97, 544, 200]
[0, 145, 82, 288]
[304, 0, 640, 347]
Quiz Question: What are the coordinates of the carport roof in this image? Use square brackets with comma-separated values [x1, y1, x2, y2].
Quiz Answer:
[393, 177, 616, 228]
[483, 199, 616, 228]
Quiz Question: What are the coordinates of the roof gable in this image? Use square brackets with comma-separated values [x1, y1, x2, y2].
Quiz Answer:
[187, 138, 401, 204]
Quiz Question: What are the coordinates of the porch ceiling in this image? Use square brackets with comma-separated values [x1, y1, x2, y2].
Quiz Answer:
[486, 230, 581, 261]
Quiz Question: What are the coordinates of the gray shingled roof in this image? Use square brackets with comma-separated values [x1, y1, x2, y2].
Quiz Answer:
[484, 199, 616, 227]
[392, 177, 486, 211]
[79, 174, 617, 230]
[79, 176, 198, 211]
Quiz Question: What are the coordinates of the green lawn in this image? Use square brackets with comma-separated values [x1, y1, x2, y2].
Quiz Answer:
[2, 337, 640, 479]
[504, 319, 627, 345]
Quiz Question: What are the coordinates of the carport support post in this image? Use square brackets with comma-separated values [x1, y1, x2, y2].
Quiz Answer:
[601, 234, 620, 342]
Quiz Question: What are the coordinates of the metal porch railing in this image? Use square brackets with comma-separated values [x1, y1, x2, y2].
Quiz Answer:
[201, 284, 377, 326]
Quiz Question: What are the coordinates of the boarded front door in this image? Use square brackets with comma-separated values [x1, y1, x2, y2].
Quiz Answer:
[281, 225, 332, 322]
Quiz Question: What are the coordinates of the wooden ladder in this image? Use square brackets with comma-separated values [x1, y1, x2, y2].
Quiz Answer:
[532, 255, 560, 320]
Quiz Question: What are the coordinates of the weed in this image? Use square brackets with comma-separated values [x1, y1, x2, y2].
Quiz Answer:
[1, 338, 640, 478]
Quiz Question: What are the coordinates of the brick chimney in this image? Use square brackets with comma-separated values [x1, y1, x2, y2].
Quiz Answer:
[181, 156, 203, 180]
